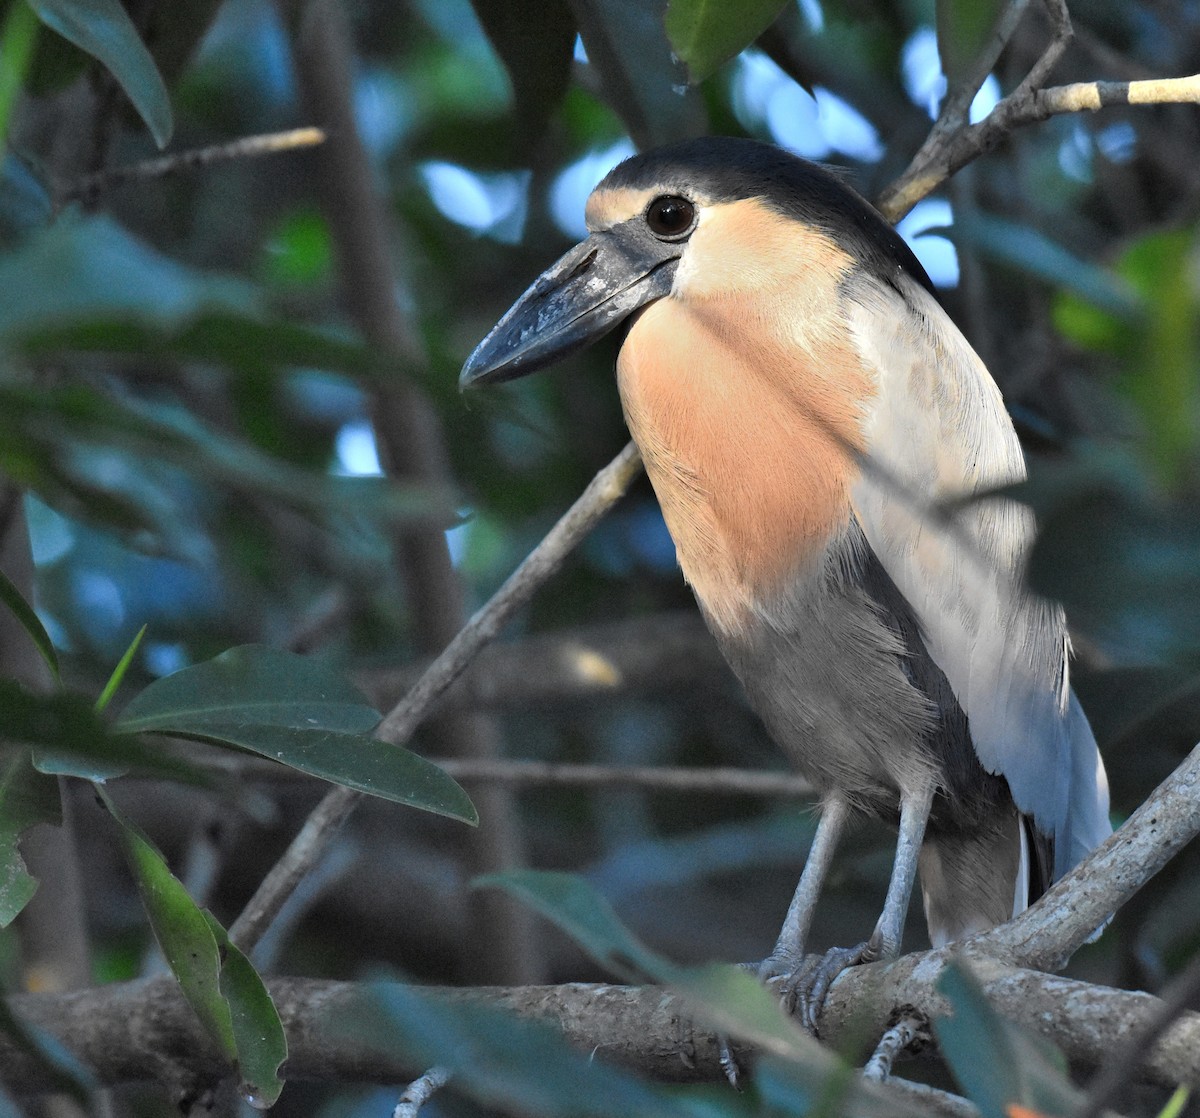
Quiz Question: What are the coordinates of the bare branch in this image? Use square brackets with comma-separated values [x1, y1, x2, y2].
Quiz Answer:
[1075, 954, 1200, 1118]
[879, 0, 1042, 221]
[388, 758, 817, 797]
[227, 784, 357, 952]
[822, 954, 1200, 1090]
[863, 1015, 927, 1082]
[54, 128, 326, 207]
[375, 442, 644, 746]
[394, 1066, 450, 1118]
[981, 741, 1200, 971]
[879, 70, 1200, 221]
[2, 969, 1196, 1096]
[881, 1079, 981, 1118]
[190, 754, 817, 798]
[228, 443, 643, 953]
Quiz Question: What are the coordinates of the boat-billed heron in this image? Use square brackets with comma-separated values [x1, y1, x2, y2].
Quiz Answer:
[460, 136, 1111, 1026]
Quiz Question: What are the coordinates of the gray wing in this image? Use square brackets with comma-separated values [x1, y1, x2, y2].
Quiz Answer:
[843, 273, 1110, 878]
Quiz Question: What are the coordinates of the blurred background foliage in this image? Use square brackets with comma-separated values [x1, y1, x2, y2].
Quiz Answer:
[0, 0, 1199, 1113]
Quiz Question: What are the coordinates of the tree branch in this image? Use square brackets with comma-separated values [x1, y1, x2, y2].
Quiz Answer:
[182, 754, 818, 799]
[229, 443, 643, 952]
[981, 741, 1200, 971]
[10, 715, 1200, 1105]
[53, 128, 326, 207]
[375, 442, 644, 745]
[2, 967, 1195, 1097]
[879, 69, 1200, 222]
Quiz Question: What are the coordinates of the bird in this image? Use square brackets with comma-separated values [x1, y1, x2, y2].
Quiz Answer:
[459, 136, 1112, 1030]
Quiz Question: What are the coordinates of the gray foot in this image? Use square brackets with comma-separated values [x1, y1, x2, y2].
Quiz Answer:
[768, 934, 882, 1035]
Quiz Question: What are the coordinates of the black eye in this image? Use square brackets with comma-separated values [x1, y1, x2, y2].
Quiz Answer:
[645, 195, 696, 240]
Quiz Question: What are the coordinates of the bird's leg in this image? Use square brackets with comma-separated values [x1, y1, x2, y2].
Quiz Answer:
[867, 780, 935, 960]
[791, 781, 935, 1034]
[718, 798, 849, 1088]
[761, 795, 850, 979]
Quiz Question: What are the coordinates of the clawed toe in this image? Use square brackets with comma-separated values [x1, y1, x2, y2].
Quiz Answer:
[760, 941, 873, 1034]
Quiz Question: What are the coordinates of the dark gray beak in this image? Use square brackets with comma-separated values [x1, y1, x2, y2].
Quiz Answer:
[460, 227, 680, 388]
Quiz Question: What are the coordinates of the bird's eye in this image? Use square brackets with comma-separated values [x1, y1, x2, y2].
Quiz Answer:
[645, 195, 696, 240]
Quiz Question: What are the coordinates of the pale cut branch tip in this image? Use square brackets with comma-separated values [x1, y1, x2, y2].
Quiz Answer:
[56, 127, 327, 207]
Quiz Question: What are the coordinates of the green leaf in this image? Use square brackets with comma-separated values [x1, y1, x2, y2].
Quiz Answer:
[477, 871, 918, 1113]
[116, 645, 381, 735]
[0, 2, 40, 149]
[1053, 228, 1200, 487]
[0, 566, 58, 680]
[204, 914, 287, 1110]
[27, 0, 172, 146]
[0, 214, 254, 342]
[22, 312, 384, 384]
[0, 382, 445, 548]
[0, 753, 60, 926]
[945, 212, 1144, 321]
[95, 624, 146, 712]
[476, 869, 670, 981]
[175, 724, 478, 824]
[936, 0, 1003, 85]
[100, 788, 235, 1056]
[116, 646, 476, 823]
[935, 963, 1081, 1118]
[101, 790, 286, 1105]
[1115, 230, 1199, 486]
[0, 680, 200, 783]
[664, 0, 788, 84]
[1157, 1085, 1192, 1118]
[0, 155, 53, 248]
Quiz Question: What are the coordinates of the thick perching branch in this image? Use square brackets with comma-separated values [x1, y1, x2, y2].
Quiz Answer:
[982, 742, 1200, 972]
[0, 961, 1196, 1094]
[12, 740, 1197, 1097]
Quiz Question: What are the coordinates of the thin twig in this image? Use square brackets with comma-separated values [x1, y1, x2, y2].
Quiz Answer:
[879, 69, 1200, 221]
[354, 609, 725, 715]
[55, 127, 326, 207]
[332, 758, 815, 797]
[880, 0, 1035, 213]
[879, 1078, 980, 1118]
[375, 442, 643, 745]
[393, 1065, 450, 1118]
[863, 1014, 927, 1081]
[938, 0, 1035, 134]
[1011, 0, 1073, 99]
[172, 753, 818, 798]
[227, 443, 643, 953]
[227, 784, 357, 952]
